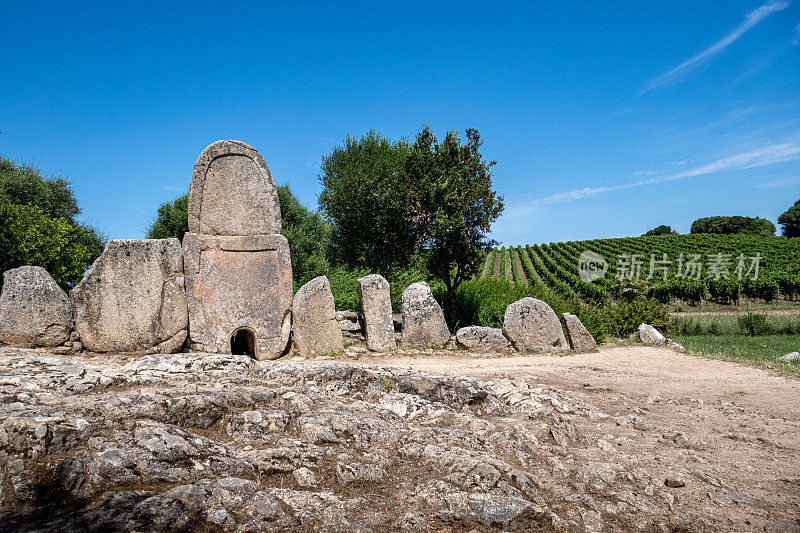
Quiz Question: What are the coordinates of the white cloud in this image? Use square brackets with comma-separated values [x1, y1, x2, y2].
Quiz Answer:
[642, 0, 791, 92]
[530, 142, 800, 204]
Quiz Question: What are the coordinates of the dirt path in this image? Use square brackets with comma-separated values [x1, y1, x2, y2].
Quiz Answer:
[365, 346, 800, 530]
[512, 248, 529, 287]
[492, 251, 501, 280]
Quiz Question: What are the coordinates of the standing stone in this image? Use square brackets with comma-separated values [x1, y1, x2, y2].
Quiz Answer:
[292, 276, 343, 356]
[0, 266, 72, 347]
[638, 323, 666, 346]
[71, 239, 188, 353]
[357, 274, 395, 352]
[455, 326, 513, 353]
[562, 313, 598, 352]
[502, 298, 569, 353]
[401, 282, 450, 350]
[183, 140, 293, 360]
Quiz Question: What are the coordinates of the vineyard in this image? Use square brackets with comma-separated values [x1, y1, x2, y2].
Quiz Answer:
[480, 234, 800, 305]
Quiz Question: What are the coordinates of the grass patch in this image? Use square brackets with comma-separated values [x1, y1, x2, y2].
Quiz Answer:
[673, 334, 800, 377]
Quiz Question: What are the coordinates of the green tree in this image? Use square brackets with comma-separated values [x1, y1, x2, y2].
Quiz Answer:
[778, 199, 800, 237]
[0, 156, 80, 222]
[318, 131, 415, 275]
[690, 216, 775, 236]
[147, 186, 332, 287]
[643, 225, 677, 236]
[0, 156, 104, 288]
[146, 193, 189, 241]
[406, 126, 504, 322]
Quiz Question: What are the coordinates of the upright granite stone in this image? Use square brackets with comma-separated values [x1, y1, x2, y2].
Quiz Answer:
[502, 298, 569, 353]
[455, 326, 513, 353]
[638, 323, 666, 346]
[357, 274, 395, 352]
[71, 239, 188, 353]
[292, 276, 343, 356]
[401, 282, 450, 350]
[183, 140, 293, 360]
[562, 313, 598, 352]
[0, 266, 72, 347]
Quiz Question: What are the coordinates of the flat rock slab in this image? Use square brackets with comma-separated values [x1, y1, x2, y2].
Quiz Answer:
[502, 297, 569, 353]
[563, 313, 598, 352]
[638, 323, 666, 346]
[401, 282, 450, 350]
[182, 234, 292, 360]
[70, 239, 187, 353]
[292, 276, 343, 356]
[357, 274, 396, 351]
[0, 266, 72, 347]
[455, 326, 513, 353]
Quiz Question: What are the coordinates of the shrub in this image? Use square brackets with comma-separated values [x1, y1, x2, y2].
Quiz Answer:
[742, 276, 778, 302]
[604, 299, 668, 337]
[738, 313, 773, 336]
[707, 278, 739, 304]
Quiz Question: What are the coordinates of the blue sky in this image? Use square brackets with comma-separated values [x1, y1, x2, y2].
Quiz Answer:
[1, 1, 798, 245]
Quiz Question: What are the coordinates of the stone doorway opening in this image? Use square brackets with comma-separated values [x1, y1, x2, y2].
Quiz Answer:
[230, 328, 256, 358]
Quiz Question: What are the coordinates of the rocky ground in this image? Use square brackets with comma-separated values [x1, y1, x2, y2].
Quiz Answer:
[0, 346, 798, 532]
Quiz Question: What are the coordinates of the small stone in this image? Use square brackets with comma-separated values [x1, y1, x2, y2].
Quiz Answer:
[51, 346, 71, 355]
[778, 352, 800, 362]
[665, 478, 686, 488]
[293, 467, 317, 487]
[0, 266, 72, 347]
[638, 323, 666, 346]
[562, 313, 598, 352]
[455, 326, 512, 352]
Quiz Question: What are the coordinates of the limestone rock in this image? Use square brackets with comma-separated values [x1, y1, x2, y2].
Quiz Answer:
[400, 282, 450, 350]
[0, 266, 72, 347]
[455, 326, 512, 353]
[292, 276, 343, 356]
[638, 323, 666, 346]
[183, 234, 293, 360]
[188, 140, 281, 236]
[357, 274, 395, 351]
[778, 352, 800, 362]
[502, 298, 569, 353]
[562, 313, 598, 352]
[70, 239, 188, 353]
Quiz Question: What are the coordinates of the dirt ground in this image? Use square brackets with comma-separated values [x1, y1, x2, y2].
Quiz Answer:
[364, 346, 800, 530]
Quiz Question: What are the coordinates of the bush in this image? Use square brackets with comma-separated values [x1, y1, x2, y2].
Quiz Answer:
[742, 276, 778, 302]
[604, 299, 668, 337]
[707, 278, 739, 304]
[777, 274, 800, 300]
[738, 313, 773, 336]
[690, 216, 775, 236]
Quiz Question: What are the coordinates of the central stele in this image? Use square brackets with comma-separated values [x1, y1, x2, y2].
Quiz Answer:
[183, 140, 293, 360]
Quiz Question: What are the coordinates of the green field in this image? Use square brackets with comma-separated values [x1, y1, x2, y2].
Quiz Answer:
[481, 234, 800, 305]
[673, 335, 800, 376]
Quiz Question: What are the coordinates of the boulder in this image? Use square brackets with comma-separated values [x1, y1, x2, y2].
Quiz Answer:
[335, 311, 362, 332]
[638, 323, 666, 346]
[71, 239, 188, 353]
[357, 274, 395, 351]
[0, 266, 72, 347]
[292, 276, 343, 356]
[502, 298, 569, 353]
[400, 282, 450, 350]
[562, 313, 598, 352]
[455, 326, 513, 353]
[778, 352, 800, 362]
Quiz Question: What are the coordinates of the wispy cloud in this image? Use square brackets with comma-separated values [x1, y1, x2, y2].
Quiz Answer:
[163, 185, 187, 191]
[532, 142, 800, 204]
[642, 0, 790, 93]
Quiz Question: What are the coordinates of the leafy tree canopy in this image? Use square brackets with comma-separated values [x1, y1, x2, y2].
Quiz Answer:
[0, 156, 104, 288]
[778, 199, 800, 237]
[690, 216, 775, 236]
[643, 225, 678, 236]
[318, 131, 414, 276]
[406, 126, 504, 321]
